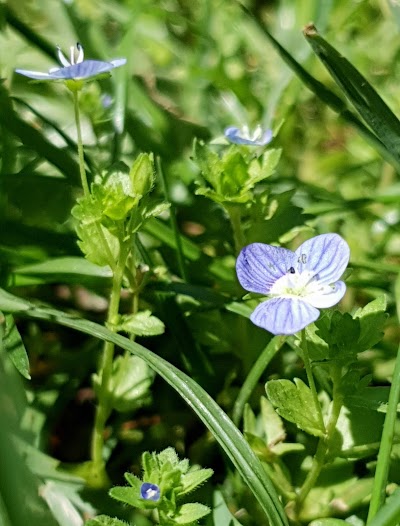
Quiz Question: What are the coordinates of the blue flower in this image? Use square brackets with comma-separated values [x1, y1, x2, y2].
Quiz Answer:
[140, 482, 160, 502]
[224, 125, 273, 146]
[15, 43, 126, 81]
[236, 234, 350, 335]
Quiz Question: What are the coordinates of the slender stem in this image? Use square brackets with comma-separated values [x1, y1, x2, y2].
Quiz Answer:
[296, 364, 342, 511]
[226, 205, 246, 254]
[367, 342, 400, 523]
[90, 247, 127, 479]
[156, 157, 188, 281]
[301, 329, 325, 433]
[72, 90, 90, 196]
[232, 336, 286, 426]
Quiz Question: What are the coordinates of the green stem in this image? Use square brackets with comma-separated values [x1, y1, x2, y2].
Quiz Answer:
[90, 249, 127, 481]
[301, 329, 325, 432]
[367, 341, 400, 523]
[232, 336, 286, 426]
[296, 364, 342, 511]
[226, 205, 246, 254]
[72, 90, 90, 196]
[156, 157, 188, 281]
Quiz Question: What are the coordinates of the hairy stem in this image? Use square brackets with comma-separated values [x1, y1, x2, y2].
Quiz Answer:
[226, 205, 246, 255]
[90, 247, 128, 482]
[72, 90, 90, 196]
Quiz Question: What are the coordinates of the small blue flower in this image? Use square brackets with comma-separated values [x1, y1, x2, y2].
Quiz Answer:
[140, 482, 160, 502]
[224, 125, 273, 146]
[15, 43, 126, 81]
[236, 234, 350, 335]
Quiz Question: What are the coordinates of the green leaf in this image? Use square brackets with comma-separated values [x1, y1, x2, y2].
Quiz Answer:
[174, 503, 211, 524]
[367, 486, 400, 526]
[108, 487, 144, 509]
[353, 296, 387, 351]
[107, 355, 154, 412]
[179, 468, 213, 496]
[116, 311, 165, 337]
[308, 519, 350, 525]
[15, 258, 112, 282]
[73, 196, 120, 267]
[266, 378, 325, 437]
[1, 314, 30, 379]
[304, 25, 400, 167]
[85, 516, 129, 526]
[212, 490, 242, 526]
[0, 289, 288, 526]
[243, 148, 281, 192]
[129, 152, 155, 196]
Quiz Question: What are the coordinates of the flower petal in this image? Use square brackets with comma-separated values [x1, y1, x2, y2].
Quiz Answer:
[224, 126, 273, 146]
[140, 482, 160, 501]
[236, 243, 294, 294]
[295, 233, 350, 284]
[15, 69, 53, 80]
[250, 297, 320, 335]
[306, 280, 346, 308]
[110, 58, 127, 68]
[49, 59, 123, 79]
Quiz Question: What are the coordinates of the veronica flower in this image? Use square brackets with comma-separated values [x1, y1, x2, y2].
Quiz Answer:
[236, 234, 350, 335]
[15, 43, 126, 81]
[224, 124, 273, 146]
[140, 482, 160, 502]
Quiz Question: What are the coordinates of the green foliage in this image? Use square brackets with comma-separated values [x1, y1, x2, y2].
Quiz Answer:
[194, 141, 281, 204]
[0, 313, 30, 379]
[266, 378, 326, 437]
[107, 447, 213, 525]
[3, 1, 400, 525]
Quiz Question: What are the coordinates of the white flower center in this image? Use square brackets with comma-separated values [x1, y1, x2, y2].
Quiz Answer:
[145, 488, 158, 499]
[56, 43, 85, 68]
[240, 124, 263, 141]
[270, 269, 333, 300]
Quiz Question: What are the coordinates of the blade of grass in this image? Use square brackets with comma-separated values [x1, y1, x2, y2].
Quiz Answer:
[303, 24, 400, 169]
[0, 288, 288, 526]
[367, 274, 400, 522]
[368, 487, 400, 526]
[239, 6, 400, 170]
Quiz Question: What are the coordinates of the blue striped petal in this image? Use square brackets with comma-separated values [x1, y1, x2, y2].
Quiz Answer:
[236, 243, 294, 294]
[294, 234, 350, 284]
[250, 297, 320, 335]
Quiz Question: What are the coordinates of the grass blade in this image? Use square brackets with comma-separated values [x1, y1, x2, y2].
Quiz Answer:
[0, 288, 288, 526]
[303, 24, 400, 169]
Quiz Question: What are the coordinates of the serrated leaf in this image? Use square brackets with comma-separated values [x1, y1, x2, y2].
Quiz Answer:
[266, 378, 325, 437]
[85, 516, 129, 526]
[244, 148, 281, 191]
[1, 314, 30, 379]
[109, 486, 143, 508]
[179, 468, 213, 496]
[174, 503, 211, 524]
[116, 311, 165, 337]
